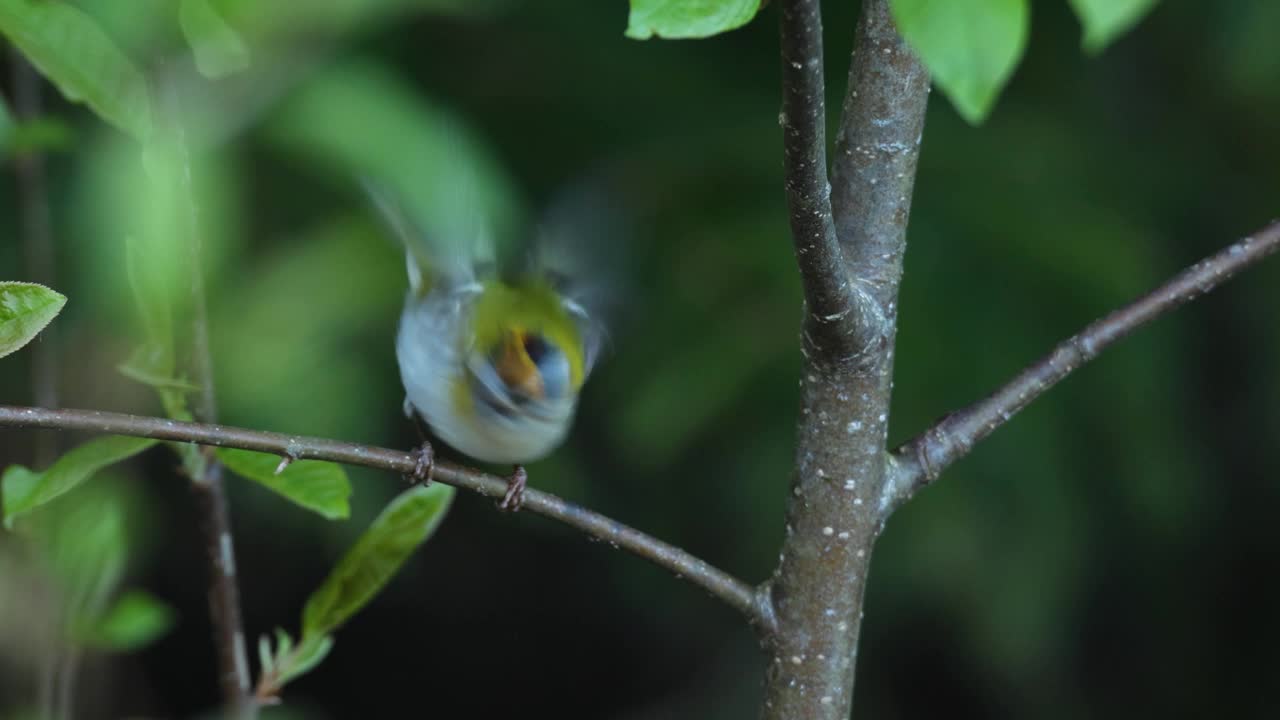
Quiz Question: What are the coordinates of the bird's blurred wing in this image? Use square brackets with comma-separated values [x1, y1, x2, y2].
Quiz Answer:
[528, 176, 631, 376]
[362, 177, 496, 294]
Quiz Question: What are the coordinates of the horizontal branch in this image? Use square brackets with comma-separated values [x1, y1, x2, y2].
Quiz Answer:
[889, 219, 1280, 503]
[0, 405, 772, 630]
[779, 0, 881, 367]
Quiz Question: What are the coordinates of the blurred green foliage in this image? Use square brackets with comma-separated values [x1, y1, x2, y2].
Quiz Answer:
[0, 0, 153, 139]
[3, 435, 155, 528]
[0, 0, 1278, 718]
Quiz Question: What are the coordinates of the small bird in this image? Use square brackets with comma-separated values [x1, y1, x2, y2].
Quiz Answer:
[367, 179, 610, 510]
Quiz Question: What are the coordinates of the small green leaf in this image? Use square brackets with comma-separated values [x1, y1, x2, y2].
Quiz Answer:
[273, 627, 295, 662]
[117, 344, 201, 393]
[2, 436, 158, 529]
[179, 0, 251, 78]
[0, 282, 66, 359]
[301, 484, 454, 639]
[0, 0, 152, 139]
[890, 0, 1029, 124]
[278, 633, 333, 685]
[625, 0, 763, 40]
[1069, 0, 1160, 54]
[258, 633, 275, 675]
[217, 448, 351, 520]
[79, 589, 175, 651]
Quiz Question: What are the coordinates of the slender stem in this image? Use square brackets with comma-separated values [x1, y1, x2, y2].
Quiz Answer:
[779, 0, 880, 367]
[53, 648, 80, 720]
[889, 220, 1280, 502]
[10, 51, 58, 468]
[763, 1, 928, 718]
[0, 406, 770, 628]
[36, 645, 57, 720]
[829, 0, 929, 315]
[158, 79, 252, 716]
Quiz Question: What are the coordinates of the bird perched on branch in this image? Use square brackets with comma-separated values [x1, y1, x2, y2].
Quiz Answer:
[366, 178, 614, 510]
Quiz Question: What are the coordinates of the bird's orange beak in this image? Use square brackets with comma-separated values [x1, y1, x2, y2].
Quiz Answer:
[494, 328, 545, 399]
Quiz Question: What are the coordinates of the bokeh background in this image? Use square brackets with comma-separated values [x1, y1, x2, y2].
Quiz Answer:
[3, 1, 1280, 718]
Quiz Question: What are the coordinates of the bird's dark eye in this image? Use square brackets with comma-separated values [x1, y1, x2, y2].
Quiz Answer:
[523, 333, 550, 364]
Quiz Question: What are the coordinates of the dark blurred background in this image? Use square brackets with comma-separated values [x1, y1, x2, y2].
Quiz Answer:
[2, 1, 1279, 718]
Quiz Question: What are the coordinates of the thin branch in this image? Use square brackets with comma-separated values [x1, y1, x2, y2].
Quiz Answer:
[890, 219, 1280, 503]
[0, 406, 772, 630]
[158, 78, 252, 716]
[779, 0, 879, 367]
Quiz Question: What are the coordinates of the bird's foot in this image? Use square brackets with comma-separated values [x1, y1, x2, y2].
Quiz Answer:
[406, 442, 435, 486]
[498, 465, 527, 512]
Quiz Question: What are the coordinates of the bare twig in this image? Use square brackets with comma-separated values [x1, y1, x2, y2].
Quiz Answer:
[889, 220, 1280, 503]
[0, 406, 771, 629]
[779, 0, 880, 367]
[763, 1, 929, 718]
[158, 79, 253, 716]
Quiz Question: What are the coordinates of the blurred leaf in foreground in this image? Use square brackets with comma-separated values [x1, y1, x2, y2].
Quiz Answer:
[78, 589, 175, 651]
[1069, 0, 1161, 54]
[0, 0, 152, 139]
[180, 0, 252, 78]
[2, 436, 157, 529]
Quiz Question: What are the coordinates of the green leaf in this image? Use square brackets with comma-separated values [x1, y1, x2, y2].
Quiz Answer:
[890, 0, 1029, 124]
[301, 483, 454, 639]
[1069, 0, 1160, 54]
[179, 0, 251, 78]
[0, 0, 152, 139]
[25, 479, 132, 630]
[78, 589, 175, 651]
[625, 0, 763, 40]
[2, 436, 158, 529]
[117, 344, 200, 393]
[217, 448, 351, 520]
[259, 632, 276, 675]
[278, 632, 333, 685]
[0, 281, 65, 359]
[273, 627, 295, 665]
[255, 627, 333, 695]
